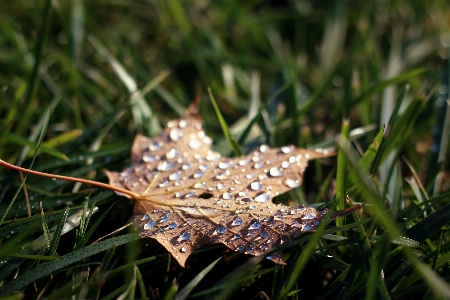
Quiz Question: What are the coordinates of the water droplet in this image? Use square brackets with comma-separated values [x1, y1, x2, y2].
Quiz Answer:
[178, 119, 188, 128]
[217, 183, 226, 190]
[255, 192, 270, 203]
[237, 245, 244, 252]
[174, 192, 182, 198]
[166, 148, 179, 159]
[206, 152, 221, 161]
[249, 220, 262, 230]
[303, 213, 314, 220]
[219, 161, 232, 169]
[149, 141, 162, 151]
[203, 136, 212, 144]
[144, 220, 155, 230]
[232, 217, 243, 226]
[284, 178, 300, 188]
[281, 146, 293, 154]
[160, 215, 169, 223]
[238, 191, 248, 197]
[141, 214, 150, 221]
[222, 192, 233, 200]
[288, 156, 296, 163]
[158, 161, 176, 171]
[269, 167, 283, 177]
[181, 246, 187, 253]
[260, 144, 269, 153]
[252, 154, 262, 162]
[281, 161, 290, 168]
[179, 231, 191, 241]
[193, 171, 204, 178]
[258, 174, 267, 181]
[189, 139, 203, 149]
[216, 171, 230, 180]
[260, 231, 269, 238]
[169, 171, 182, 180]
[250, 181, 263, 191]
[215, 225, 227, 234]
[143, 154, 157, 162]
[254, 162, 264, 169]
[182, 164, 192, 170]
[169, 128, 183, 141]
[159, 180, 169, 187]
[199, 165, 210, 171]
[239, 159, 249, 166]
[303, 224, 312, 231]
[249, 205, 257, 209]
[169, 222, 178, 229]
[194, 182, 206, 189]
[246, 174, 255, 180]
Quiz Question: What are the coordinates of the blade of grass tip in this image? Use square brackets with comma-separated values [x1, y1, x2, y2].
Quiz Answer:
[135, 266, 148, 300]
[208, 88, 243, 156]
[275, 212, 331, 300]
[87, 34, 161, 136]
[0, 234, 140, 296]
[162, 279, 179, 300]
[75, 203, 114, 250]
[48, 207, 70, 257]
[40, 203, 52, 250]
[336, 119, 350, 225]
[174, 257, 221, 300]
[0, 109, 51, 227]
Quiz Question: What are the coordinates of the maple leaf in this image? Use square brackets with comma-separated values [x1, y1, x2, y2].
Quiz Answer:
[105, 102, 363, 267]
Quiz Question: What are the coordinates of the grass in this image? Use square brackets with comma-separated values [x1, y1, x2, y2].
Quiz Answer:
[1, 0, 450, 299]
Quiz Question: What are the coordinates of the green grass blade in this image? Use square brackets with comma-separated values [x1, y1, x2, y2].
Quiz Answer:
[48, 207, 70, 257]
[0, 234, 140, 297]
[208, 88, 243, 156]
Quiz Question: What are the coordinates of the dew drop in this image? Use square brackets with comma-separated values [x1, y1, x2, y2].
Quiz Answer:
[203, 136, 213, 144]
[284, 178, 300, 188]
[169, 222, 178, 229]
[181, 246, 187, 253]
[158, 161, 176, 171]
[281, 145, 293, 154]
[178, 119, 188, 128]
[182, 164, 192, 170]
[159, 180, 169, 187]
[219, 161, 232, 169]
[141, 214, 150, 221]
[160, 215, 169, 223]
[232, 217, 243, 226]
[215, 225, 227, 234]
[193, 171, 204, 178]
[260, 230, 269, 238]
[194, 182, 206, 189]
[238, 191, 248, 197]
[206, 152, 221, 161]
[303, 224, 312, 231]
[260, 144, 269, 153]
[179, 231, 191, 241]
[252, 154, 262, 162]
[217, 183, 226, 190]
[281, 161, 290, 169]
[239, 159, 249, 166]
[166, 148, 179, 159]
[303, 213, 314, 220]
[143, 154, 157, 162]
[149, 141, 162, 151]
[288, 156, 296, 163]
[169, 171, 182, 180]
[216, 171, 230, 180]
[246, 173, 255, 180]
[254, 192, 270, 203]
[174, 192, 182, 198]
[269, 167, 283, 177]
[199, 165, 210, 171]
[222, 192, 233, 200]
[189, 139, 203, 149]
[249, 220, 262, 230]
[254, 162, 264, 169]
[144, 220, 155, 230]
[250, 181, 263, 191]
[169, 128, 183, 141]
[237, 245, 244, 252]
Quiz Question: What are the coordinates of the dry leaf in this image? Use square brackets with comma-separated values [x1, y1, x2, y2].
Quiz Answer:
[106, 102, 362, 267]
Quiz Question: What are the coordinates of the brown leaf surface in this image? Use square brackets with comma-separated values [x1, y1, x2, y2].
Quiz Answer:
[106, 102, 361, 267]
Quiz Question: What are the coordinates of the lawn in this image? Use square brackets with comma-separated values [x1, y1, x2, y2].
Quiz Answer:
[1, 1, 450, 299]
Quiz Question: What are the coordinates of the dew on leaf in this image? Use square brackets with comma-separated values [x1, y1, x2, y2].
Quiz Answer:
[232, 217, 243, 226]
[269, 167, 283, 177]
[149, 141, 162, 151]
[169, 128, 183, 141]
[284, 178, 300, 188]
[254, 192, 270, 203]
[250, 181, 263, 191]
[144, 220, 155, 230]
[179, 231, 191, 241]
[215, 225, 227, 234]
[157, 161, 176, 171]
[166, 148, 179, 159]
[249, 220, 262, 230]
